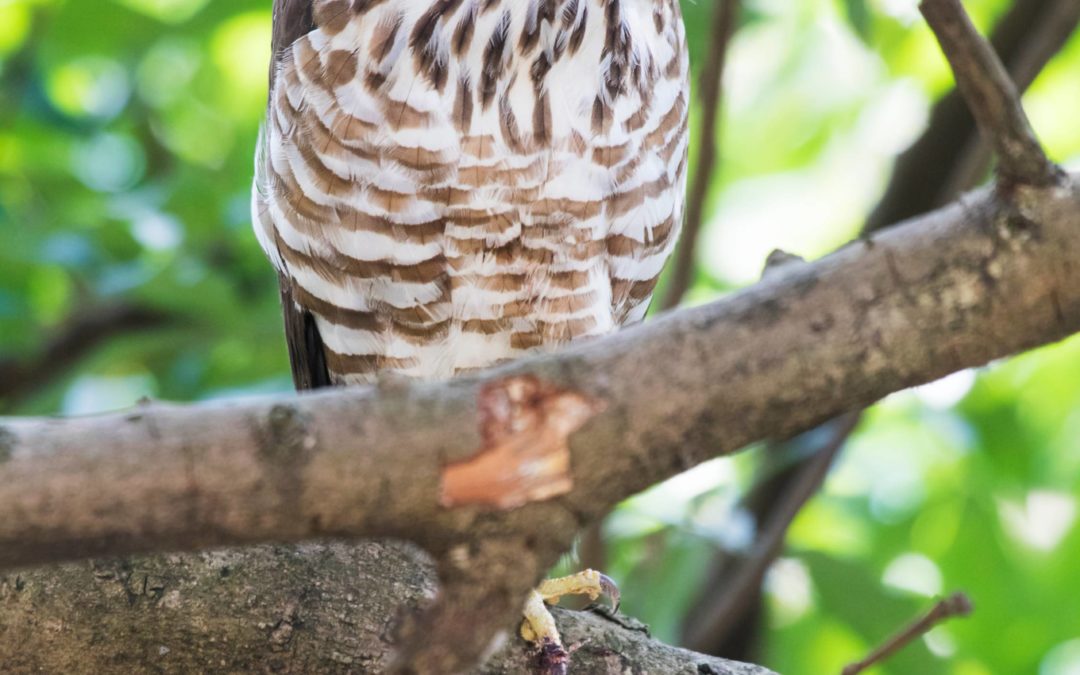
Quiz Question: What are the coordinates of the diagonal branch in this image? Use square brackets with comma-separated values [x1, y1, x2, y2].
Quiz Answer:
[868, 0, 1080, 230]
[1, 171, 1079, 669]
[941, 0, 1080, 198]
[682, 414, 860, 652]
[660, 0, 739, 311]
[920, 0, 1063, 187]
[0, 303, 172, 411]
[683, 3, 1080, 656]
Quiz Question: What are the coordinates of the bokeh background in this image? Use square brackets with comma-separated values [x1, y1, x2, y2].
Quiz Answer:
[2, 0, 1080, 673]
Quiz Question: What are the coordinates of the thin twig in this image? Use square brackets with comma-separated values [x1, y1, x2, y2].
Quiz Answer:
[660, 0, 738, 311]
[842, 592, 974, 675]
[920, 0, 1061, 186]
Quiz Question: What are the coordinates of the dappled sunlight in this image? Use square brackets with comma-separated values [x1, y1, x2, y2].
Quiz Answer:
[998, 491, 1078, 553]
[882, 552, 944, 596]
[914, 370, 977, 410]
[46, 57, 130, 120]
[0, 3, 31, 55]
[210, 12, 272, 114]
[607, 456, 742, 538]
[114, 0, 211, 24]
[71, 132, 146, 193]
[923, 626, 958, 658]
[136, 40, 201, 108]
[1026, 35, 1080, 163]
[766, 557, 815, 626]
[62, 373, 157, 415]
[788, 499, 874, 557]
[1041, 639, 1080, 675]
[127, 206, 184, 253]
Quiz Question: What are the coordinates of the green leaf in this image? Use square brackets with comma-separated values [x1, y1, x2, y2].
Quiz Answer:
[841, 0, 873, 43]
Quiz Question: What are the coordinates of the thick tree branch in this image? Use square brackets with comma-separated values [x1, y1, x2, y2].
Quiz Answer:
[920, 0, 1064, 187]
[5, 181, 1078, 565]
[0, 542, 773, 675]
[0, 172, 1076, 569]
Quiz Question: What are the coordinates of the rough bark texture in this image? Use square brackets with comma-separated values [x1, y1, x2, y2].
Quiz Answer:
[0, 175, 1078, 671]
[2, 177, 1079, 573]
[0, 542, 772, 675]
[2, 3, 1074, 672]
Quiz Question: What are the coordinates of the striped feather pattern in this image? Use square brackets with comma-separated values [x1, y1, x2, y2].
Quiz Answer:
[254, 0, 690, 385]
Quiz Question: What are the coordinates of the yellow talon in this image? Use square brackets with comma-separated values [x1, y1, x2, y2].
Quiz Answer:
[520, 570, 621, 674]
[521, 589, 557, 643]
[536, 569, 620, 608]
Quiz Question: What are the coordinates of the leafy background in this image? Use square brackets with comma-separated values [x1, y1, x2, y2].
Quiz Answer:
[2, 0, 1079, 673]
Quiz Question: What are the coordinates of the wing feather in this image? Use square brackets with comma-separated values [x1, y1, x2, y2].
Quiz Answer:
[269, 0, 331, 391]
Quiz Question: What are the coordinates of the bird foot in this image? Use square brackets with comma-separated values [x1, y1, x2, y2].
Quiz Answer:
[520, 570, 620, 674]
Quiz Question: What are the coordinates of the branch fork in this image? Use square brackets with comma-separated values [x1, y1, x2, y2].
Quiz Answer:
[920, 0, 1064, 187]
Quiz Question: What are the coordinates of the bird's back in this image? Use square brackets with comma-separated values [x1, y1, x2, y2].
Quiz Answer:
[254, 0, 690, 386]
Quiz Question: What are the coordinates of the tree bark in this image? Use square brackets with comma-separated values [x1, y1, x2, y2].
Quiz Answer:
[3, 2, 1075, 672]
[2, 176, 1079, 572]
[0, 542, 772, 674]
[0, 174, 1078, 671]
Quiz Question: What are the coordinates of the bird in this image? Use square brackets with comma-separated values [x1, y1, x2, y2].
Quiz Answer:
[253, 0, 689, 667]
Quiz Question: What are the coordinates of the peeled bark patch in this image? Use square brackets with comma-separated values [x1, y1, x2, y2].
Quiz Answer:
[439, 375, 604, 509]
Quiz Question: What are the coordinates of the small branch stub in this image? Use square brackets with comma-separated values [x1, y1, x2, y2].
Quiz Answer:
[842, 591, 974, 675]
[439, 375, 605, 510]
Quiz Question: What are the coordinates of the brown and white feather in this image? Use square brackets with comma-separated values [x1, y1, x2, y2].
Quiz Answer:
[255, 0, 689, 386]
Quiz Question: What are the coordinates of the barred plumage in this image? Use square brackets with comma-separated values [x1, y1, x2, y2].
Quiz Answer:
[255, 0, 689, 387]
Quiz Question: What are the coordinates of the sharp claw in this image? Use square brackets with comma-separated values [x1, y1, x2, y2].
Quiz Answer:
[599, 573, 620, 613]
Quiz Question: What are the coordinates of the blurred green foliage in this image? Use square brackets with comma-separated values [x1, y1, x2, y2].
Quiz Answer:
[1, 0, 285, 413]
[2, 1, 1080, 673]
